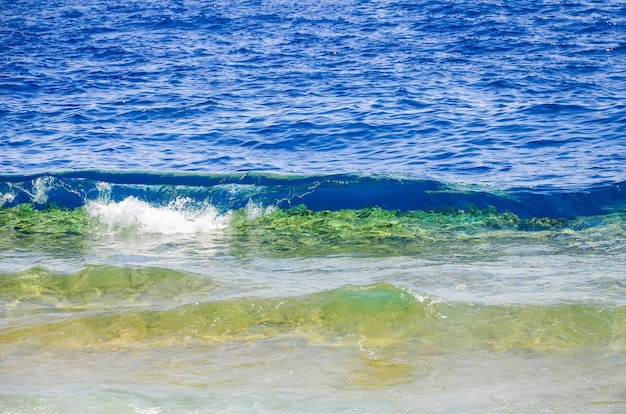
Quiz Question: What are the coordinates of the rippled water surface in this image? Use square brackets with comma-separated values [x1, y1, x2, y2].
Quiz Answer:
[2, 0, 626, 413]
[2, 0, 626, 186]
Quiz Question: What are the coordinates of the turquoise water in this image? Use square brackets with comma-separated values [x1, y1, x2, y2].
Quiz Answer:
[2, 0, 626, 411]
[1, 173, 625, 412]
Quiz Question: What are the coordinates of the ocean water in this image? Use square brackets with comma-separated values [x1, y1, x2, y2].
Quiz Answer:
[2, 0, 626, 413]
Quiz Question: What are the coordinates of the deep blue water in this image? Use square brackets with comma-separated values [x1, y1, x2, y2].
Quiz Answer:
[2, 0, 626, 189]
[3, 3, 626, 412]
[2, 171, 626, 218]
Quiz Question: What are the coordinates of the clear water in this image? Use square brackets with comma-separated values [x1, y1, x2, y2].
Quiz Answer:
[2, 0, 626, 412]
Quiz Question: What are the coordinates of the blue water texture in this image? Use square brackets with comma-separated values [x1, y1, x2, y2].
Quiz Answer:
[1, 171, 625, 219]
[1, 0, 626, 194]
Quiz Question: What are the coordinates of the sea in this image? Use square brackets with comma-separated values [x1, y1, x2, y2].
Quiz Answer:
[1, 0, 626, 412]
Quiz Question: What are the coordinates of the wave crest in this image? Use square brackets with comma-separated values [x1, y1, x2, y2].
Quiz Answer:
[86, 196, 231, 235]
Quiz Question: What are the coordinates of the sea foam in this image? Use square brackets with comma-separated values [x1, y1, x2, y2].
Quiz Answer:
[85, 196, 231, 235]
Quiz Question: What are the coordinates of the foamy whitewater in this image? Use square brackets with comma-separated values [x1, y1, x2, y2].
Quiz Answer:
[86, 197, 232, 235]
[2, 0, 626, 412]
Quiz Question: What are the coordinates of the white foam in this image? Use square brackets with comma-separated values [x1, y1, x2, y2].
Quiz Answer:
[31, 176, 55, 204]
[0, 192, 16, 207]
[244, 201, 276, 220]
[86, 196, 231, 235]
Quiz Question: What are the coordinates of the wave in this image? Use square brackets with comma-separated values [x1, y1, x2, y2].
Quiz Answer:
[4, 191, 626, 258]
[2, 171, 626, 258]
[1, 170, 625, 219]
[0, 265, 214, 308]
[1, 275, 624, 354]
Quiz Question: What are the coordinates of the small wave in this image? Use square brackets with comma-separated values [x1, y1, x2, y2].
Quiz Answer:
[1, 171, 626, 220]
[2, 281, 624, 354]
[0, 265, 214, 307]
[4, 199, 626, 258]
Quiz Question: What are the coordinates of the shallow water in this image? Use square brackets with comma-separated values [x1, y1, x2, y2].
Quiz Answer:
[1, 175, 626, 412]
[2, 261, 626, 413]
[2, 0, 626, 411]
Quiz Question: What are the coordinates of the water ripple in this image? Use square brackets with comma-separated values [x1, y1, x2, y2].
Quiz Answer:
[1, 0, 625, 188]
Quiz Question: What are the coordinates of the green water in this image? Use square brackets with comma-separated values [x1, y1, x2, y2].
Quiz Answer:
[4, 203, 626, 257]
[2, 272, 624, 354]
[1, 203, 626, 412]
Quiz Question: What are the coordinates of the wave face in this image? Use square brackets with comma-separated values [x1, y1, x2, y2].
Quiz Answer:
[2, 171, 626, 219]
[2, 273, 623, 353]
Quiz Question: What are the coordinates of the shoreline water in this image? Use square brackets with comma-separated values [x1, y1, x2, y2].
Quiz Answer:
[3, 0, 626, 411]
